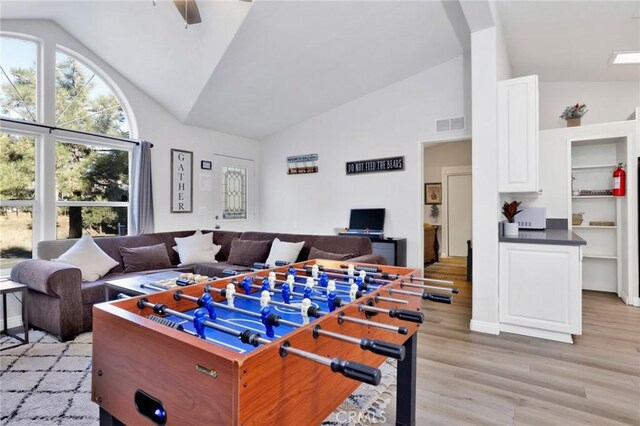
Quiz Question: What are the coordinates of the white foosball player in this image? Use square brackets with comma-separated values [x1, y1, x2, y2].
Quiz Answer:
[305, 277, 315, 290]
[268, 272, 277, 290]
[260, 290, 271, 308]
[327, 280, 336, 293]
[226, 283, 236, 308]
[300, 298, 312, 325]
[311, 264, 319, 279]
[347, 264, 355, 284]
[349, 283, 359, 302]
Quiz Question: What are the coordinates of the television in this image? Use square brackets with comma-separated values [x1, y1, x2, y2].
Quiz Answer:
[348, 208, 385, 231]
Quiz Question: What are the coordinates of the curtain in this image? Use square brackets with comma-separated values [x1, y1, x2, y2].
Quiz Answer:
[130, 141, 154, 234]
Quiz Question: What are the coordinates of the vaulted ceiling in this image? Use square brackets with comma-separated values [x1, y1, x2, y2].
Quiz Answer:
[1, 1, 637, 140]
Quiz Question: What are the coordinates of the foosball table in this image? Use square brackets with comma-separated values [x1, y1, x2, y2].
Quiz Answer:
[92, 260, 456, 426]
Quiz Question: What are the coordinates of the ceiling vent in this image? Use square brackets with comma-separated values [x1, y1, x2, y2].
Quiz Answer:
[436, 116, 465, 132]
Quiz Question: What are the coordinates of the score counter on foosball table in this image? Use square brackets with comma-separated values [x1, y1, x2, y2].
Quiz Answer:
[92, 260, 457, 426]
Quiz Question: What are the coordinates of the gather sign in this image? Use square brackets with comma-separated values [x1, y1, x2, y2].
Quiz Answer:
[171, 149, 193, 213]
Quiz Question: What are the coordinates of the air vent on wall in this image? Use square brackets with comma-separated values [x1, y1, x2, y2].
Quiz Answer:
[436, 116, 466, 132]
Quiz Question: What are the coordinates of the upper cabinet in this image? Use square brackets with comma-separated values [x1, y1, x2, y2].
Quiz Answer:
[498, 75, 539, 193]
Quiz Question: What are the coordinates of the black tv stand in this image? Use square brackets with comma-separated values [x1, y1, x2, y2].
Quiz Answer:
[368, 237, 407, 267]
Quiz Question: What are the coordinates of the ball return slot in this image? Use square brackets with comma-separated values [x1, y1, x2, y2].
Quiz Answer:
[279, 341, 382, 386]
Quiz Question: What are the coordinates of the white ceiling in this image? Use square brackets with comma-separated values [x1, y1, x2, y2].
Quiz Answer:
[497, 1, 640, 82]
[3, 1, 635, 140]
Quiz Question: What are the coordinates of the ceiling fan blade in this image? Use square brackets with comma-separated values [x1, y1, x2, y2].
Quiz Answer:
[173, 0, 202, 25]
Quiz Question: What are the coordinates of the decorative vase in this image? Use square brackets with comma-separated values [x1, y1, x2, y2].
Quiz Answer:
[566, 117, 581, 127]
[504, 222, 519, 236]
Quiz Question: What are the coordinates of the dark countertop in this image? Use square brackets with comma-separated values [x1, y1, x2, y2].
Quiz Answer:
[499, 229, 586, 246]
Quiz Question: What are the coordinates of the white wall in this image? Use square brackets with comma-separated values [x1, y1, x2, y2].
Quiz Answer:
[259, 55, 471, 269]
[1, 20, 261, 235]
[539, 82, 640, 130]
[423, 140, 472, 220]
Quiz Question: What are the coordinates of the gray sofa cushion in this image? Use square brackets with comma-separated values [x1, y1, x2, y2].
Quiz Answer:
[119, 243, 171, 273]
[227, 238, 272, 267]
[308, 247, 354, 261]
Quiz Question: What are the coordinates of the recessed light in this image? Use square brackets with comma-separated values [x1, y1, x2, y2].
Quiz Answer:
[610, 51, 640, 65]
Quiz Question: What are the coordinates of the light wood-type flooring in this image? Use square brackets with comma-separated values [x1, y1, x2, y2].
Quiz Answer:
[382, 259, 640, 425]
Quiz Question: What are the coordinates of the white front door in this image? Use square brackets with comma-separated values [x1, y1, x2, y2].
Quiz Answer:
[446, 172, 472, 257]
[213, 155, 255, 230]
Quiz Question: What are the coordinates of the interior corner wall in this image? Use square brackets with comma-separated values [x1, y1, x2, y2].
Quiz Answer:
[258, 55, 471, 269]
[1, 20, 261, 234]
[469, 25, 501, 333]
[539, 82, 640, 130]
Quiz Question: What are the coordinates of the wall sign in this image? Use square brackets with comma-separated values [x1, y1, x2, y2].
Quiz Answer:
[287, 153, 318, 174]
[171, 149, 193, 213]
[346, 156, 404, 175]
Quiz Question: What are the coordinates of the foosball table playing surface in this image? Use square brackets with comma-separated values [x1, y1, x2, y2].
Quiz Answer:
[92, 259, 456, 426]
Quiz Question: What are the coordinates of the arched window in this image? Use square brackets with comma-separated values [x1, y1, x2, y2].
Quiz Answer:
[1, 34, 135, 273]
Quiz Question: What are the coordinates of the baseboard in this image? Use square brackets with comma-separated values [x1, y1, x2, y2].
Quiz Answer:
[500, 323, 574, 344]
[469, 319, 500, 335]
[632, 297, 640, 307]
[0, 315, 24, 330]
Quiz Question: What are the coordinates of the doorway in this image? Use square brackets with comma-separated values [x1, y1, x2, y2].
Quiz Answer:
[213, 154, 256, 231]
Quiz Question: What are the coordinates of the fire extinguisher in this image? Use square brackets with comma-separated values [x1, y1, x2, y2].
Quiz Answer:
[612, 163, 626, 197]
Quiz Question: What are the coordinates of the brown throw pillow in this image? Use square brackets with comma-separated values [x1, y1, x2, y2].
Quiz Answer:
[119, 243, 172, 273]
[308, 247, 354, 261]
[227, 239, 272, 267]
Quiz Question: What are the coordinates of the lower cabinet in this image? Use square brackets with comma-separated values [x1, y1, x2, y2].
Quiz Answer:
[499, 243, 582, 343]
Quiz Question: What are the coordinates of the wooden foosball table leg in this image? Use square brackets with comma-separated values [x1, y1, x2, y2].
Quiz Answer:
[100, 407, 124, 426]
[396, 333, 417, 426]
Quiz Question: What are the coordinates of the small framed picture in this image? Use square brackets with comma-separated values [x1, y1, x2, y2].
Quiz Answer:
[201, 160, 212, 170]
[425, 183, 442, 205]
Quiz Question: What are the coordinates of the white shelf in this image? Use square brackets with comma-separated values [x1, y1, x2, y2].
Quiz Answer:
[573, 225, 617, 229]
[571, 164, 616, 170]
[572, 195, 614, 199]
[583, 255, 617, 260]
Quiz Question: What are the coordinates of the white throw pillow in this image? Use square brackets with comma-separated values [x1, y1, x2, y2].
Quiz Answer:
[265, 238, 305, 267]
[174, 231, 220, 265]
[52, 234, 119, 282]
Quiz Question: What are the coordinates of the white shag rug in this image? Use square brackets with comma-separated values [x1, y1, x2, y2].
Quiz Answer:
[1, 330, 396, 425]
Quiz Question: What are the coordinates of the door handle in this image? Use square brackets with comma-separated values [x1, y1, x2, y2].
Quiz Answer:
[215, 225, 221, 229]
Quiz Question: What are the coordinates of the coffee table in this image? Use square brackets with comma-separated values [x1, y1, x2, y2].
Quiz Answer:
[104, 271, 184, 300]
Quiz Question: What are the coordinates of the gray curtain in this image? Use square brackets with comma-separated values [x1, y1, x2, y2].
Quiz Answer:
[130, 141, 154, 234]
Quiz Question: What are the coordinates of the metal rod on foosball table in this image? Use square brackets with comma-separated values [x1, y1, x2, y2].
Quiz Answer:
[313, 325, 405, 360]
[137, 299, 271, 346]
[374, 295, 409, 305]
[206, 285, 327, 316]
[338, 313, 408, 335]
[399, 281, 459, 293]
[388, 287, 452, 304]
[279, 341, 381, 386]
[358, 304, 424, 324]
[270, 273, 353, 295]
[326, 264, 456, 286]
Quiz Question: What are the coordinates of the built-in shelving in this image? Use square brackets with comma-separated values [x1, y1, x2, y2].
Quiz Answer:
[570, 136, 627, 294]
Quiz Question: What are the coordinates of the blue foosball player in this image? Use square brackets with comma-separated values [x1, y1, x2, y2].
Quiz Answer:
[260, 306, 275, 338]
[200, 293, 217, 320]
[193, 308, 207, 339]
[242, 276, 252, 295]
[261, 277, 270, 292]
[282, 283, 291, 304]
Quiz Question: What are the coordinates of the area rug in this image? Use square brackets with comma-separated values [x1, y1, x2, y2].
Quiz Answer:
[1, 331, 396, 425]
[424, 261, 468, 281]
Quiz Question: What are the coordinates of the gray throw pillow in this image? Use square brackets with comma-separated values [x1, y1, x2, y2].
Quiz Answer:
[227, 239, 272, 267]
[119, 243, 172, 273]
[308, 247, 354, 261]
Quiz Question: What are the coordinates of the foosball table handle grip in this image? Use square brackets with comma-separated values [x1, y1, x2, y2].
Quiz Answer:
[389, 309, 424, 324]
[361, 338, 406, 361]
[330, 359, 381, 386]
[422, 292, 452, 304]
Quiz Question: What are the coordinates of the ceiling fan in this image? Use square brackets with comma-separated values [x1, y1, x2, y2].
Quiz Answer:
[172, 0, 202, 27]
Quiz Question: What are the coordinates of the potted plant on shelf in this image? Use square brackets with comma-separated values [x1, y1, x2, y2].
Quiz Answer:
[560, 103, 588, 127]
[502, 200, 522, 236]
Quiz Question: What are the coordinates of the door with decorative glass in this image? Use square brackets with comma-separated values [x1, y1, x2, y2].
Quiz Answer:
[213, 155, 255, 230]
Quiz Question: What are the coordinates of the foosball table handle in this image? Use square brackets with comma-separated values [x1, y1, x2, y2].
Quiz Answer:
[422, 292, 452, 304]
[388, 309, 424, 324]
[360, 338, 406, 361]
[330, 359, 382, 386]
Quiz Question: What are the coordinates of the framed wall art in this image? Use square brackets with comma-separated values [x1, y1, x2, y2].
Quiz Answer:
[425, 183, 442, 205]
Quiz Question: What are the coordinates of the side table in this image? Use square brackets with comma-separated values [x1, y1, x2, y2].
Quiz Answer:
[0, 280, 29, 350]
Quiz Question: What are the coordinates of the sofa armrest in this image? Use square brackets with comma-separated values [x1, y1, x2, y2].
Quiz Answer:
[348, 254, 387, 265]
[10, 259, 82, 298]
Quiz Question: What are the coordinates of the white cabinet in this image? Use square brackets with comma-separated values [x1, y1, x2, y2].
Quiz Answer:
[498, 75, 539, 193]
[499, 242, 582, 343]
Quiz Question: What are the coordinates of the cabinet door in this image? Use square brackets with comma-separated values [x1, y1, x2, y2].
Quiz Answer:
[499, 243, 581, 334]
[498, 75, 539, 192]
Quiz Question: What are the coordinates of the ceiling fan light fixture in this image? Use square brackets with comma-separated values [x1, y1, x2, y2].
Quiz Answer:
[610, 50, 640, 65]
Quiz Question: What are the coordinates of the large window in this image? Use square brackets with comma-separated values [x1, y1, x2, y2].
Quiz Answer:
[0, 33, 135, 274]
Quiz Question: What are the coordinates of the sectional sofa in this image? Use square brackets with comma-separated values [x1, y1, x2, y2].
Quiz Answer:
[10, 230, 384, 340]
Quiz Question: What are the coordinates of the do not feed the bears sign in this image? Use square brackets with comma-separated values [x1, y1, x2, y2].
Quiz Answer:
[346, 156, 405, 175]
